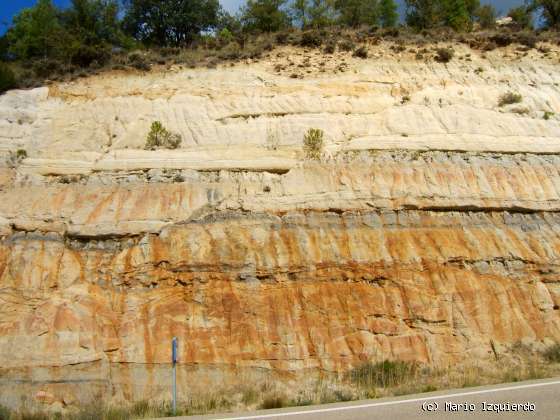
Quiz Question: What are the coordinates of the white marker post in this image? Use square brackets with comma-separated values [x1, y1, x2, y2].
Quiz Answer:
[172, 337, 178, 415]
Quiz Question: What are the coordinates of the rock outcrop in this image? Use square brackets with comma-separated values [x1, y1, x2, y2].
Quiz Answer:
[0, 42, 559, 407]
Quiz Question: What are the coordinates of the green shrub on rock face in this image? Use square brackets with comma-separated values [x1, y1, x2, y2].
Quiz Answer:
[145, 121, 182, 150]
[498, 92, 523, 107]
[303, 128, 324, 160]
[435, 47, 454, 63]
[0, 63, 16, 94]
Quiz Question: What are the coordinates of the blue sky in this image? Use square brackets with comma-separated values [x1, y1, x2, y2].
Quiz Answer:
[1, 0, 525, 35]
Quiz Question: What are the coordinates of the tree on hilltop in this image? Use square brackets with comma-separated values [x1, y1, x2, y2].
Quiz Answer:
[241, 0, 291, 32]
[379, 0, 398, 27]
[123, 0, 221, 45]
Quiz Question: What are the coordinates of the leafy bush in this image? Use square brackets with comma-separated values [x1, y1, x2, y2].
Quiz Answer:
[145, 121, 182, 150]
[303, 128, 324, 160]
[498, 92, 523, 107]
[338, 39, 355, 52]
[516, 32, 536, 49]
[0, 63, 16, 94]
[324, 41, 336, 54]
[218, 42, 242, 60]
[353, 46, 368, 59]
[275, 31, 290, 45]
[128, 52, 150, 71]
[349, 360, 418, 388]
[435, 47, 454, 63]
[544, 343, 560, 362]
[300, 31, 322, 48]
[32, 58, 63, 78]
[489, 33, 512, 47]
[544, 111, 555, 120]
[218, 28, 234, 44]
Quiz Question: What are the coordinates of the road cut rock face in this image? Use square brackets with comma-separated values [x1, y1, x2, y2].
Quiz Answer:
[0, 42, 560, 407]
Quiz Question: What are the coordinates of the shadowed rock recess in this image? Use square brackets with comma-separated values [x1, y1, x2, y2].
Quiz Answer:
[1, 43, 560, 407]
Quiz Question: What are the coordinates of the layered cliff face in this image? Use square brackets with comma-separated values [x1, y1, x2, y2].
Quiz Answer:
[1, 42, 560, 407]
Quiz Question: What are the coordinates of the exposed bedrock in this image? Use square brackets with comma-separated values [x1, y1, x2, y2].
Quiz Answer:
[1, 43, 560, 407]
[1, 209, 560, 404]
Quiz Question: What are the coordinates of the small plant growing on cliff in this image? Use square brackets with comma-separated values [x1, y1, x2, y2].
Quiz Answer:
[498, 92, 522, 107]
[6, 149, 27, 168]
[145, 121, 182, 150]
[303, 128, 324, 161]
[544, 111, 555, 120]
[435, 48, 454, 63]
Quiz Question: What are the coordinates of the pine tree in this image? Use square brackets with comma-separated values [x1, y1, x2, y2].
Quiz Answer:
[379, 0, 398, 27]
[335, 0, 379, 27]
[308, 0, 336, 28]
[242, 0, 291, 32]
[445, 0, 470, 31]
[7, 0, 66, 59]
[405, 0, 439, 29]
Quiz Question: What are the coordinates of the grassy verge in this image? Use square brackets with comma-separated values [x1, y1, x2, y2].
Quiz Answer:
[2, 343, 560, 419]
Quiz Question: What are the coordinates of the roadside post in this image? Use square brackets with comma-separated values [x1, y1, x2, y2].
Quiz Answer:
[172, 337, 178, 415]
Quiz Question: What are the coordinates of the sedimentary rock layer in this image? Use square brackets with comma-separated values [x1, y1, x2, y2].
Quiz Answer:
[1, 42, 560, 406]
[1, 209, 559, 403]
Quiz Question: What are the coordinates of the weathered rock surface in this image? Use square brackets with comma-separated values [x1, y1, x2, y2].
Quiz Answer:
[0, 42, 560, 407]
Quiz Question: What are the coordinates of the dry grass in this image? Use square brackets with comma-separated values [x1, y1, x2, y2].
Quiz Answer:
[5, 26, 560, 93]
[3, 347, 559, 419]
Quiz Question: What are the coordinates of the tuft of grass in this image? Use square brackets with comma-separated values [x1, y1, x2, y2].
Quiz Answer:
[127, 52, 151, 71]
[544, 111, 555, 120]
[544, 343, 560, 363]
[145, 121, 182, 150]
[241, 387, 259, 406]
[303, 128, 324, 161]
[422, 384, 438, 393]
[498, 92, 523, 107]
[260, 395, 287, 410]
[300, 31, 323, 48]
[349, 360, 418, 388]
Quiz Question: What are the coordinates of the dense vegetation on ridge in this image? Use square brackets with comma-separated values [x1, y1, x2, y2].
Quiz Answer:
[0, 0, 559, 93]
